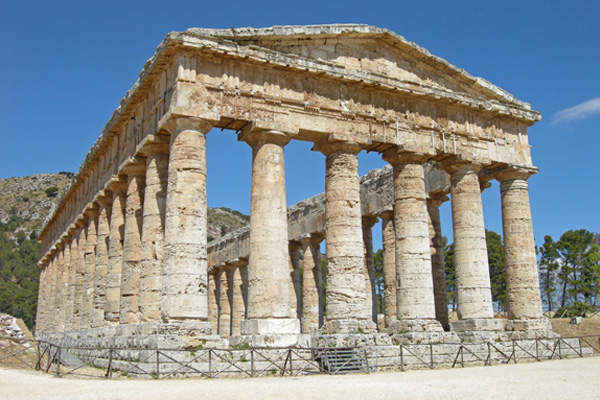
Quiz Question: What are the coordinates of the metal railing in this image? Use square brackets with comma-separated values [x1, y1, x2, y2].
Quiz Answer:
[1, 335, 598, 379]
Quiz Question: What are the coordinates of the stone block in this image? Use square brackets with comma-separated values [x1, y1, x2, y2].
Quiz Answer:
[450, 318, 504, 332]
[240, 318, 300, 335]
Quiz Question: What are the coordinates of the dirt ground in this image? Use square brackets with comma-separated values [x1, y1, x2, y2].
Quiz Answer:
[1, 356, 599, 400]
[551, 315, 600, 338]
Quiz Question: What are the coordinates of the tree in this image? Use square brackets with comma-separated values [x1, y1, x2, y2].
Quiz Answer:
[373, 249, 384, 314]
[538, 235, 560, 312]
[486, 230, 506, 311]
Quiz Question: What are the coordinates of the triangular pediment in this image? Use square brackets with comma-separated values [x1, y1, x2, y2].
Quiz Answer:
[185, 25, 533, 113]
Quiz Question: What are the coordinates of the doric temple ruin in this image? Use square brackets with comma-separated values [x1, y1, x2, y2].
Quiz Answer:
[36, 25, 552, 349]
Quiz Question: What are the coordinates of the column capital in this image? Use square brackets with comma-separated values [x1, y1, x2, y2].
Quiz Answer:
[312, 140, 361, 156]
[438, 158, 483, 175]
[95, 194, 113, 208]
[378, 208, 394, 221]
[382, 149, 429, 166]
[121, 158, 146, 177]
[494, 165, 538, 182]
[288, 240, 303, 251]
[105, 175, 127, 194]
[427, 192, 449, 208]
[239, 129, 290, 148]
[139, 141, 170, 157]
[298, 232, 324, 246]
[83, 204, 99, 219]
[162, 116, 212, 135]
[362, 215, 378, 230]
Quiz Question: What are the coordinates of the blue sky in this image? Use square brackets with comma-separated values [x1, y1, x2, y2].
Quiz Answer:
[1, 1, 598, 249]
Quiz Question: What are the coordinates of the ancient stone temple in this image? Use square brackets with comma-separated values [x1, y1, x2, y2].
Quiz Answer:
[36, 25, 551, 349]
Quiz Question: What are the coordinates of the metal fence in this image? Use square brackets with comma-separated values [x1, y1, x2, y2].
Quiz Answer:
[1, 335, 598, 379]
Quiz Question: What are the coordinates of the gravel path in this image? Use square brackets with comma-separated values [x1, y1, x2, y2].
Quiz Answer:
[1, 356, 598, 400]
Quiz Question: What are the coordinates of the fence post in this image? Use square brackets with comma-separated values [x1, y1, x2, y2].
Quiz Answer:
[56, 347, 61, 376]
[251, 349, 255, 377]
[535, 338, 540, 362]
[512, 340, 517, 364]
[400, 345, 404, 372]
[35, 342, 41, 371]
[209, 349, 212, 378]
[107, 349, 113, 378]
[429, 344, 433, 369]
[156, 350, 160, 379]
[487, 342, 491, 366]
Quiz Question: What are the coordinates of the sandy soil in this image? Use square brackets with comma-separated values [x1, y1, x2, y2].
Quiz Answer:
[1, 356, 598, 400]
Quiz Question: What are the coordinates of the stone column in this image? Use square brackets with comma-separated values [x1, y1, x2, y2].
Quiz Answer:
[380, 210, 397, 328]
[139, 143, 169, 323]
[289, 241, 302, 320]
[427, 194, 450, 330]
[218, 268, 231, 337]
[120, 162, 146, 325]
[65, 230, 78, 331]
[382, 151, 441, 332]
[363, 216, 378, 325]
[47, 252, 61, 332]
[162, 117, 212, 332]
[73, 219, 87, 330]
[57, 241, 71, 332]
[443, 162, 500, 331]
[208, 272, 219, 335]
[35, 264, 46, 332]
[496, 168, 546, 331]
[316, 140, 375, 333]
[81, 207, 99, 330]
[300, 234, 323, 333]
[230, 258, 248, 336]
[240, 129, 299, 335]
[105, 182, 126, 324]
[91, 197, 111, 328]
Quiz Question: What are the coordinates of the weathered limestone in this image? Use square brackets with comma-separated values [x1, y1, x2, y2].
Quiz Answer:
[35, 25, 549, 345]
[73, 220, 87, 330]
[105, 183, 126, 324]
[91, 198, 111, 328]
[218, 268, 231, 337]
[300, 234, 323, 333]
[380, 210, 397, 328]
[240, 129, 299, 335]
[139, 143, 169, 322]
[289, 241, 302, 320]
[161, 118, 212, 328]
[496, 167, 544, 328]
[383, 151, 442, 332]
[427, 194, 450, 330]
[81, 208, 99, 329]
[317, 140, 375, 333]
[362, 216, 378, 324]
[444, 162, 500, 331]
[119, 163, 146, 325]
[230, 259, 248, 336]
[57, 242, 71, 332]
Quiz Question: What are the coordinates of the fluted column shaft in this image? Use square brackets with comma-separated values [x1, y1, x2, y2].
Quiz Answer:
[447, 163, 494, 320]
[105, 186, 126, 324]
[57, 243, 71, 332]
[73, 223, 87, 330]
[289, 241, 302, 320]
[363, 217, 378, 324]
[47, 255, 59, 332]
[139, 146, 169, 322]
[91, 200, 111, 328]
[162, 118, 212, 322]
[318, 140, 374, 332]
[208, 272, 219, 334]
[497, 169, 543, 321]
[81, 210, 98, 329]
[35, 266, 47, 332]
[383, 152, 439, 329]
[231, 261, 248, 336]
[380, 210, 397, 328]
[120, 164, 145, 325]
[427, 195, 449, 329]
[301, 235, 323, 333]
[218, 268, 231, 337]
[241, 129, 299, 335]
[65, 235, 78, 331]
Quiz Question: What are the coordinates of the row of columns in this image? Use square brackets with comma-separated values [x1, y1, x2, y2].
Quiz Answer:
[37, 117, 543, 337]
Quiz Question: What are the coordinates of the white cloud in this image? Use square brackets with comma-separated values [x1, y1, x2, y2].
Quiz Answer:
[552, 97, 600, 125]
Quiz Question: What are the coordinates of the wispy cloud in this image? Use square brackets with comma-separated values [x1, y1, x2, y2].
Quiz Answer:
[552, 97, 600, 125]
